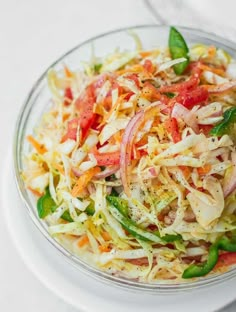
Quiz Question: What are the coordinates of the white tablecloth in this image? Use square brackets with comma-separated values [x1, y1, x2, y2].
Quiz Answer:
[0, 0, 236, 311]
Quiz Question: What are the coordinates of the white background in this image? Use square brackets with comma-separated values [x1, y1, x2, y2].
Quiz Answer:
[1, 0, 236, 311]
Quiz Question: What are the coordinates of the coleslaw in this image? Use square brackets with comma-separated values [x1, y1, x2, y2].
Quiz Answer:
[23, 27, 236, 283]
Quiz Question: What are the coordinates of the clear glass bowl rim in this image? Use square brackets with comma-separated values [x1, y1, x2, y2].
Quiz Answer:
[13, 24, 236, 293]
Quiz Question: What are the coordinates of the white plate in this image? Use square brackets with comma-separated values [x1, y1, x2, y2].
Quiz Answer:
[2, 150, 236, 312]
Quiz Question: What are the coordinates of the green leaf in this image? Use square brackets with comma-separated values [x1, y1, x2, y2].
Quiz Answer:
[169, 26, 189, 75]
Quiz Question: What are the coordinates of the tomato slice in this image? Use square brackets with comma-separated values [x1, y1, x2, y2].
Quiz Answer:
[215, 252, 236, 269]
[64, 87, 73, 106]
[124, 91, 134, 101]
[143, 59, 155, 73]
[175, 86, 209, 109]
[94, 151, 120, 166]
[62, 118, 79, 141]
[75, 84, 97, 140]
[159, 74, 200, 93]
[126, 73, 140, 88]
[164, 117, 181, 143]
[199, 124, 213, 135]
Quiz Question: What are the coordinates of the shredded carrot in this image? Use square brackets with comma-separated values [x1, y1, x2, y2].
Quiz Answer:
[64, 65, 73, 78]
[27, 135, 47, 154]
[152, 117, 160, 128]
[71, 167, 101, 197]
[27, 186, 43, 197]
[108, 130, 123, 145]
[107, 135, 116, 145]
[179, 166, 191, 179]
[198, 63, 225, 76]
[135, 135, 148, 147]
[101, 231, 112, 241]
[77, 235, 89, 247]
[63, 113, 71, 122]
[102, 94, 127, 124]
[197, 164, 212, 175]
[157, 71, 168, 80]
[142, 82, 161, 101]
[98, 244, 111, 253]
[208, 45, 216, 58]
[139, 51, 152, 58]
[116, 64, 143, 75]
[113, 130, 123, 144]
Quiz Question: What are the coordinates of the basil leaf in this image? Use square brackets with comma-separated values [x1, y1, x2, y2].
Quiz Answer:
[169, 26, 189, 75]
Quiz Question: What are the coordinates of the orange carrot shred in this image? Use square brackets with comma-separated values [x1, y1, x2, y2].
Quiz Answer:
[197, 164, 212, 176]
[208, 45, 216, 58]
[27, 187, 43, 197]
[62, 113, 71, 122]
[179, 166, 191, 179]
[64, 65, 73, 78]
[101, 231, 112, 241]
[198, 63, 225, 76]
[27, 135, 47, 154]
[139, 51, 152, 58]
[77, 235, 89, 247]
[98, 244, 111, 253]
[71, 167, 101, 197]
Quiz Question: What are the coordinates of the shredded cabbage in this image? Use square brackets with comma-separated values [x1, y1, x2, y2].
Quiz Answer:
[23, 31, 236, 284]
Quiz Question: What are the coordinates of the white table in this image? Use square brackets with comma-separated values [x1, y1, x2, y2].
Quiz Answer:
[0, 1, 236, 311]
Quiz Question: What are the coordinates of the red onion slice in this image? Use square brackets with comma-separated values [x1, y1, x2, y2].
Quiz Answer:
[120, 105, 159, 196]
[120, 110, 144, 196]
[172, 103, 199, 133]
[149, 167, 157, 176]
[207, 81, 236, 94]
[94, 165, 120, 179]
[72, 167, 83, 177]
[72, 165, 119, 180]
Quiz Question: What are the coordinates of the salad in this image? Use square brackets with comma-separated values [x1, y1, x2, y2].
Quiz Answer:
[23, 27, 236, 283]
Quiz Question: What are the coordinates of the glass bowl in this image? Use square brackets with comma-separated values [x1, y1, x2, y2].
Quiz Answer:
[13, 24, 236, 293]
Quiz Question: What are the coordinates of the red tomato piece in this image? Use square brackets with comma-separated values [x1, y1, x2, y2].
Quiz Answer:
[215, 252, 236, 269]
[199, 124, 213, 135]
[75, 84, 97, 140]
[124, 91, 134, 101]
[64, 75, 111, 142]
[126, 73, 140, 88]
[94, 151, 120, 166]
[165, 117, 181, 143]
[143, 59, 155, 73]
[176, 87, 209, 109]
[63, 118, 79, 141]
[159, 73, 200, 93]
[64, 87, 73, 106]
